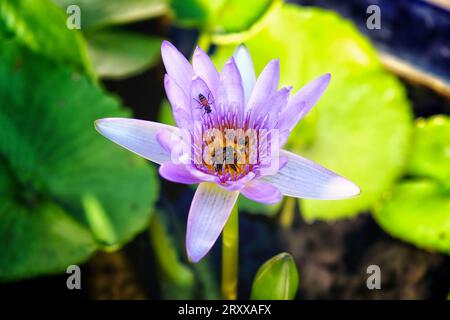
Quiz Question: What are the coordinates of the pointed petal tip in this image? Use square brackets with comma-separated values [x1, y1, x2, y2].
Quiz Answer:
[186, 234, 210, 263]
[94, 117, 115, 132]
[94, 118, 102, 128]
[321, 73, 332, 84]
[264, 59, 280, 74]
[193, 45, 204, 56]
[234, 43, 249, 54]
[160, 40, 171, 53]
[94, 119, 103, 133]
[161, 39, 172, 49]
[186, 250, 203, 263]
[324, 176, 361, 199]
[226, 56, 237, 66]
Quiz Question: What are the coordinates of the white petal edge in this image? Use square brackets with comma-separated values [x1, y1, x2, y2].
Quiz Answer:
[95, 118, 179, 165]
[233, 44, 256, 106]
[260, 150, 360, 200]
[186, 182, 239, 263]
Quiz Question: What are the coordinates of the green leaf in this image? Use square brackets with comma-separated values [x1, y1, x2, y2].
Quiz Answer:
[0, 40, 159, 281]
[171, 0, 281, 44]
[169, 0, 209, 27]
[86, 29, 161, 79]
[53, 0, 168, 29]
[212, 5, 413, 221]
[409, 116, 450, 187]
[149, 208, 220, 299]
[250, 253, 299, 300]
[0, 0, 92, 75]
[373, 180, 450, 254]
[0, 197, 98, 282]
[149, 211, 194, 287]
[209, 0, 281, 42]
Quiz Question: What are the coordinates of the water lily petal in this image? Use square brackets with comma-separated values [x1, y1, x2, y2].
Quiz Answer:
[155, 128, 173, 153]
[247, 59, 280, 112]
[251, 86, 292, 129]
[261, 150, 360, 199]
[233, 44, 256, 106]
[156, 128, 191, 164]
[220, 172, 256, 191]
[218, 57, 245, 123]
[95, 118, 178, 164]
[193, 46, 220, 99]
[161, 40, 193, 95]
[159, 162, 203, 184]
[241, 179, 282, 204]
[191, 75, 215, 123]
[277, 73, 331, 136]
[186, 183, 239, 262]
[164, 74, 192, 128]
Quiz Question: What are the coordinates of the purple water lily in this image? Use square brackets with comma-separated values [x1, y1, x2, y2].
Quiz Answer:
[95, 41, 360, 263]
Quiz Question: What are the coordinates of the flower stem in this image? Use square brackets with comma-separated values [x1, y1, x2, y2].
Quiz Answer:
[280, 197, 296, 229]
[221, 203, 238, 300]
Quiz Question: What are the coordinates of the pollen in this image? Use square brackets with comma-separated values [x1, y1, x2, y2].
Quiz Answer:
[199, 133, 253, 182]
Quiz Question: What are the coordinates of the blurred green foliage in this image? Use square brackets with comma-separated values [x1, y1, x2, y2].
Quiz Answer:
[53, 0, 167, 30]
[374, 180, 450, 254]
[86, 28, 161, 79]
[374, 116, 450, 254]
[0, 0, 93, 76]
[0, 40, 159, 281]
[409, 116, 450, 188]
[53, 0, 166, 79]
[250, 253, 299, 300]
[149, 210, 220, 299]
[149, 211, 195, 293]
[212, 4, 413, 221]
[170, 0, 280, 43]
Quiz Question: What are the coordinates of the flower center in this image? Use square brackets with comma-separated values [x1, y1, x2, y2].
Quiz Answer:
[194, 127, 257, 182]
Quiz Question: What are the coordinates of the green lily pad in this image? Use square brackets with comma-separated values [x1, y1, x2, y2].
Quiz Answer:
[0, 195, 98, 282]
[86, 29, 161, 79]
[212, 4, 412, 220]
[251, 252, 299, 300]
[409, 116, 450, 188]
[373, 180, 450, 254]
[0, 0, 92, 75]
[53, 0, 168, 29]
[169, 0, 209, 27]
[171, 0, 281, 43]
[0, 40, 158, 281]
